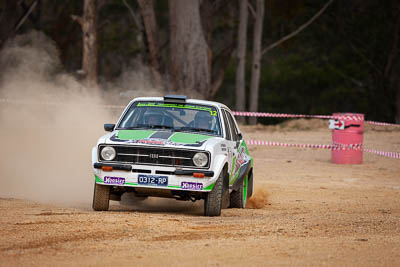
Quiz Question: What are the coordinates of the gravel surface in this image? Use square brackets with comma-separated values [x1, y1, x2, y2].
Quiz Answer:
[1, 122, 400, 266]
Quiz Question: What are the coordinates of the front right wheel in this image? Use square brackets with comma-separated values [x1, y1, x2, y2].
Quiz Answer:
[92, 183, 110, 211]
[204, 171, 224, 216]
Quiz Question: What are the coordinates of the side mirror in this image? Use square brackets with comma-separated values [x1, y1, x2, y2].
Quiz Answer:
[104, 123, 115, 132]
[238, 132, 243, 140]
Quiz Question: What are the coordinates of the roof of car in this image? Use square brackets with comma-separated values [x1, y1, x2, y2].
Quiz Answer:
[130, 96, 231, 111]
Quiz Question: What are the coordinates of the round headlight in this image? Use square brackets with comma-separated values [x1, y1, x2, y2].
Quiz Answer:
[101, 146, 116, 161]
[193, 152, 208, 167]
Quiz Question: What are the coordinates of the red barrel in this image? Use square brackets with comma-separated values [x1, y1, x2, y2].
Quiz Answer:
[331, 113, 364, 164]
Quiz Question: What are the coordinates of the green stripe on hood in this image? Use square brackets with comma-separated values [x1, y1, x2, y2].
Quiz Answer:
[117, 130, 155, 140]
[169, 132, 212, 144]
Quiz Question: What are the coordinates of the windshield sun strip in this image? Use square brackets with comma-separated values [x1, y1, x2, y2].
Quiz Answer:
[137, 102, 213, 112]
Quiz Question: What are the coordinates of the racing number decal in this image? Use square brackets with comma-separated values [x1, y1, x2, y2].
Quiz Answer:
[210, 110, 217, 116]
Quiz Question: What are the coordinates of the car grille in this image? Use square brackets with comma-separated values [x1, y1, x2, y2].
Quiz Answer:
[99, 145, 209, 168]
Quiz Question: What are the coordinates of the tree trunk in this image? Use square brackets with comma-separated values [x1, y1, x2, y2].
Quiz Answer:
[0, 0, 18, 49]
[137, 0, 163, 88]
[248, 0, 264, 125]
[201, 0, 236, 100]
[71, 0, 98, 88]
[396, 87, 400, 123]
[235, 0, 248, 123]
[168, 0, 210, 98]
[200, 0, 212, 62]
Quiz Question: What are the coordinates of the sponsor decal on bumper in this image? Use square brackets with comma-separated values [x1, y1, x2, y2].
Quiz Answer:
[104, 176, 126, 185]
[181, 182, 203, 190]
[94, 175, 213, 191]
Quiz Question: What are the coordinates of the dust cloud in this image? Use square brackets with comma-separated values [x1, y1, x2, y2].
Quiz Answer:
[0, 31, 224, 214]
[247, 185, 269, 209]
[0, 31, 161, 206]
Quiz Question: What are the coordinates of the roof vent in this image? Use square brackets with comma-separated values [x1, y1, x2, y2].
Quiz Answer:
[163, 95, 187, 103]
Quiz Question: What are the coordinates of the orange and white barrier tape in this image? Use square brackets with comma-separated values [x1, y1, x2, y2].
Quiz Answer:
[245, 139, 331, 149]
[363, 149, 400, 159]
[233, 111, 364, 121]
[331, 143, 363, 150]
[245, 140, 362, 150]
[364, 120, 400, 127]
[245, 140, 399, 159]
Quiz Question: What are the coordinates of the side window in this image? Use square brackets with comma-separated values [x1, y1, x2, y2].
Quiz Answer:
[222, 110, 232, 141]
[227, 112, 240, 141]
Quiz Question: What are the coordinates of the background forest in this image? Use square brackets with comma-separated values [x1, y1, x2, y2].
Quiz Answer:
[1, 0, 399, 124]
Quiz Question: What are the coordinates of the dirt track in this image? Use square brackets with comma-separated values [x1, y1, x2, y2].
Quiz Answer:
[1, 122, 400, 266]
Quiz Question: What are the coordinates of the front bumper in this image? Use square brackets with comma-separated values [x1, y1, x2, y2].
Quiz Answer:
[93, 162, 217, 192]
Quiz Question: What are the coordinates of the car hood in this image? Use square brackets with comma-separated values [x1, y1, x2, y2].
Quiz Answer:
[102, 129, 219, 149]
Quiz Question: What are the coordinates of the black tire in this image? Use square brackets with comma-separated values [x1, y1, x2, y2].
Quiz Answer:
[92, 183, 110, 211]
[230, 175, 248, 208]
[221, 171, 230, 209]
[204, 171, 224, 216]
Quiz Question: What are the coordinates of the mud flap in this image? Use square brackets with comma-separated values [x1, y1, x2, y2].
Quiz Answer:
[232, 161, 251, 192]
[247, 170, 253, 198]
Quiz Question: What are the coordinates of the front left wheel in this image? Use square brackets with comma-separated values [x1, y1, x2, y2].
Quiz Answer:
[92, 183, 110, 211]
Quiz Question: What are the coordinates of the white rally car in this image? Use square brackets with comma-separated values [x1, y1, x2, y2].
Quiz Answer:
[92, 95, 253, 216]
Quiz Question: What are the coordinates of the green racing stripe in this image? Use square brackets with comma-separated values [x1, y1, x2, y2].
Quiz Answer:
[169, 132, 212, 144]
[117, 130, 155, 140]
[115, 130, 212, 145]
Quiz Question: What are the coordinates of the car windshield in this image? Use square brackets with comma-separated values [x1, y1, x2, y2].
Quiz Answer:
[117, 101, 222, 136]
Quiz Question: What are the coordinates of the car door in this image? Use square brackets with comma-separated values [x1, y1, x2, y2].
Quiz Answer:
[225, 110, 244, 183]
[221, 109, 235, 181]
[221, 109, 237, 183]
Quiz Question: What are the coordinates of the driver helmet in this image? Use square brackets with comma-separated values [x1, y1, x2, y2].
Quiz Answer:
[195, 111, 212, 129]
[145, 109, 163, 125]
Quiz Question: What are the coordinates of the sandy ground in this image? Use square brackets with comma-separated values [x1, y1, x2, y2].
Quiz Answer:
[1, 121, 400, 267]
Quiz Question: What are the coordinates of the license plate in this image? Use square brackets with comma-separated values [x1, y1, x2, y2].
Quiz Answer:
[138, 174, 168, 187]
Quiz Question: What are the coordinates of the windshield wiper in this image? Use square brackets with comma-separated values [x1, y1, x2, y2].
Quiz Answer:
[148, 124, 174, 130]
[120, 125, 173, 130]
[177, 127, 216, 134]
[118, 126, 147, 130]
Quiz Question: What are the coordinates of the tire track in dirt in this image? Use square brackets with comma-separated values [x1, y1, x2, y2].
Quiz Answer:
[0, 229, 128, 252]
